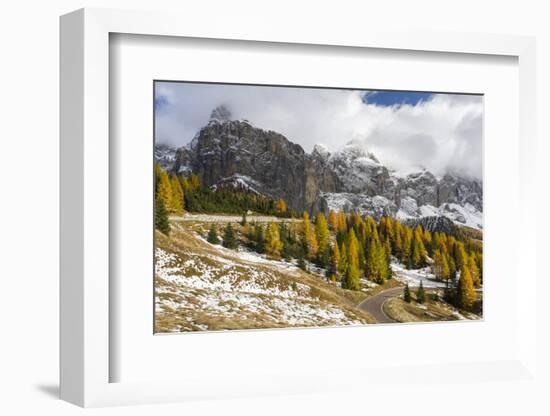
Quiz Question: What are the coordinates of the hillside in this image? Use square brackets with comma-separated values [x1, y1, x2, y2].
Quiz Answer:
[155, 217, 376, 332]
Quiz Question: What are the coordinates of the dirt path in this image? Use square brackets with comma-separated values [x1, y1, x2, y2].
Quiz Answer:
[357, 287, 403, 324]
[171, 213, 300, 223]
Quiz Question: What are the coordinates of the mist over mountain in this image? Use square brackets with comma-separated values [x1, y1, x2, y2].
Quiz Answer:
[156, 105, 483, 230]
[155, 83, 483, 179]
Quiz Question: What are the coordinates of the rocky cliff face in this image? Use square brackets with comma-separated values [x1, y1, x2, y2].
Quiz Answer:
[171, 106, 339, 213]
[160, 105, 483, 229]
[154, 143, 177, 171]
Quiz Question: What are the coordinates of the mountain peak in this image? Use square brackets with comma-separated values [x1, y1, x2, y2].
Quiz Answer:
[210, 105, 232, 122]
[312, 143, 330, 158]
[338, 140, 381, 165]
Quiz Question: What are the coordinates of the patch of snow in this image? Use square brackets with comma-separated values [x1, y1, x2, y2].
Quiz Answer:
[155, 245, 366, 332]
[391, 259, 447, 289]
[171, 213, 299, 223]
[322, 192, 396, 219]
[419, 204, 439, 217]
[213, 174, 264, 195]
[439, 202, 483, 230]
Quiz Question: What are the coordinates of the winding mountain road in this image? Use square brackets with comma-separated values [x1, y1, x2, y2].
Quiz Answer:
[357, 287, 403, 324]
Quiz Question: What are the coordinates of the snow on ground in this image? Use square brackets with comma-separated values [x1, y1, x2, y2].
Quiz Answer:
[155, 246, 366, 332]
[171, 213, 298, 223]
[321, 192, 396, 219]
[391, 259, 447, 289]
[212, 174, 264, 195]
[439, 203, 483, 230]
[196, 232, 299, 274]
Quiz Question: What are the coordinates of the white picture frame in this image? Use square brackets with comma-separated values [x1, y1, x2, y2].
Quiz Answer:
[60, 7, 537, 407]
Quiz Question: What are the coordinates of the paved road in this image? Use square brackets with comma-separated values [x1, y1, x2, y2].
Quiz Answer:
[357, 287, 403, 324]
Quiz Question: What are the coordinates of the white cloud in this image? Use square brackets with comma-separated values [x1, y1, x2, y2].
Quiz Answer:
[155, 82, 483, 178]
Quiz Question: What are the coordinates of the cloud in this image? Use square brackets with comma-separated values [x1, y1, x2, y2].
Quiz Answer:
[155, 82, 483, 178]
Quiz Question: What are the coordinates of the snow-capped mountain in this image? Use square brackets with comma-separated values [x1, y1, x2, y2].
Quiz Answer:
[156, 105, 483, 230]
[154, 143, 177, 170]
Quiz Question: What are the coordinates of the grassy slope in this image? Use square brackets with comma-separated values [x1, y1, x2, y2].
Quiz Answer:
[383, 291, 481, 323]
[155, 220, 376, 332]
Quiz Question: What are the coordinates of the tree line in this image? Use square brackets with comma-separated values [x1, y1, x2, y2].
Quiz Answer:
[154, 163, 297, 234]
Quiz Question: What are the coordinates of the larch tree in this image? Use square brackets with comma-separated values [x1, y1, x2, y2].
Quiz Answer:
[300, 212, 318, 260]
[431, 250, 450, 281]
[393, 226, 403, 259]
[337, 211, 347, 233]
[475, 252, 483, 284]
[265, 221, 283, 259]
[454, 242, 468, 271]
[156, 170, 173, 213]
[189, 174, 201, 192]
[342, 229, 361, 290]
[315, 213, 330, 266]
[401, 226, 413, 266]
[338, 242, 348, 276]
[170, 175, 185, 215]
[329, 243, 341, 281]
[276, 198, 287, 215]
[468, 253, 481, 288]
[424, 232, 433, 255]
[328, 210, 338, 231]
[178, 175, 190, 194]
[411, 230, 427, 268]
[154, 163, 162, 193]
[457, 265, 476, 310]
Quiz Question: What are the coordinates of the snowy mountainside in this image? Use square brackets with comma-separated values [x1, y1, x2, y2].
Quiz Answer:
[154, 143, 177, 170]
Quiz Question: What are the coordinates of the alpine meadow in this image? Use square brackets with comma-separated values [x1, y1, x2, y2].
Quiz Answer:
[154, 82, 483, 333]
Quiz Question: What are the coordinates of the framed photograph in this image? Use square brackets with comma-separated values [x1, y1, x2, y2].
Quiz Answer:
[153, 81, 484, 333]
[60, 8, 537, 407]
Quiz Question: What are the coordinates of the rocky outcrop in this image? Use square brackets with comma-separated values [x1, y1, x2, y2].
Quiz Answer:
[171, 106, 337, 213]
[154, 143, 177, 171]
[326, 142, 396, 198]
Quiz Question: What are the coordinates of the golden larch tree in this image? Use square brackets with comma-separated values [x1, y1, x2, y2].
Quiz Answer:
[315, 213, 330, 266]
[265, 221, 283, 259]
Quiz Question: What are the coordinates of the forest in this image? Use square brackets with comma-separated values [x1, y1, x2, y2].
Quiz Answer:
[154, 164, 482, 312]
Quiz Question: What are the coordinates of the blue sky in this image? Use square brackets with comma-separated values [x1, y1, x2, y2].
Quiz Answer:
[363, 91, 433, 107]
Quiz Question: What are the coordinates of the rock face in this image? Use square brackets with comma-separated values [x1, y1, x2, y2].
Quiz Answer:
[159, 105, 483, 229]
[171, 106, 341, 213]
[154, 143, 177, 171]
[327, 142, 395, 198]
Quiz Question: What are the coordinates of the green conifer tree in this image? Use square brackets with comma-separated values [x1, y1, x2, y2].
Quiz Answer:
[154, 196, 170, 235]
[404, 283, 411, 303]
[222, 223, 237, 249]
[207, 224, 220, 244]
[254, 224, 265, 254]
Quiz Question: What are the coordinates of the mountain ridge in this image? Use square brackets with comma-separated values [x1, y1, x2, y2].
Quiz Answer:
[157, 107, 483, 229]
